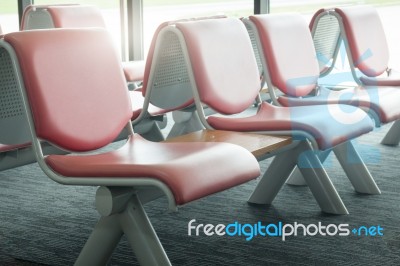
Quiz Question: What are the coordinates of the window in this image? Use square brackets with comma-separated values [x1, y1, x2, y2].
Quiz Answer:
[0, 2, 19, 33]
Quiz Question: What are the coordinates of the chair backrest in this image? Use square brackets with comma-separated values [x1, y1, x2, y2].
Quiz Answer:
[309, 8, 342, 76]
[335, 6, 389, 77]
[21, 4, 106, 30]
[174, 18, 260, 115]
[142, 16, 226, 111]
[249, 14, 319, 97]
[4, 29, 132, 152]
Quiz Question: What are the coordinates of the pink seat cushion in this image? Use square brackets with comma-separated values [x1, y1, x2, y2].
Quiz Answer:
[207, 102, 373, 150]
[249, 14, 319, 97]
[122, 61, 145, 82]
[175, 18, 261, 115]
[278, 86, 400, 124]
[45, 134, 260, 205]
[5, 29, 132, 152]
[335, 6, 389, 77]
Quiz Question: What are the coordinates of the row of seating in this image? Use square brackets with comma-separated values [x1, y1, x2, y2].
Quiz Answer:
[148, 14, 379, 204]
[243, 6, 400, 185]
[0, 4, 398, 265]
[245, 6, 400, 127]
[2, 5, 366, 213]
[310, 5, 400, 145]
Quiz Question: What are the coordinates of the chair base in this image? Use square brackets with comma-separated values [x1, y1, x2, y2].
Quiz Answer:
[333, 141, 381, 194]
[75, 189, 171, 266]
[248, 140, 349, 215]
[285, 141, 380, 195]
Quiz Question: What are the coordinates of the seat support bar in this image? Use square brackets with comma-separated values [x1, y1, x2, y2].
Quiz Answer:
[120, 196, 171, 266]
[75, 215, 123, 265]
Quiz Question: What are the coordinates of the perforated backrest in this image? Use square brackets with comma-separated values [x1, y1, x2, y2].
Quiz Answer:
[20, 4, 78, 30]
[250, 14, 319, 97]
[335, 6, 389, 77]
[310, 9, 341, 74]
[146, 28, 194, 110]
[5, 29, 132, 152]
[142, 21, 177, 98]
[176, 18, 260, 115]
[21, 4, 105, 30]
[242, 20, 263, 75]
[0, 45, 31, 145]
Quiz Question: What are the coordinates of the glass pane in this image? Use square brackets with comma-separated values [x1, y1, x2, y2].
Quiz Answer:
[26, 1, 122, 55]
[143, 0, 253, 54]
[34, 0, 117, 9]
[0, 2, 19, 33]
[271, 0, 400, 73]
[379, 5, 400, 70]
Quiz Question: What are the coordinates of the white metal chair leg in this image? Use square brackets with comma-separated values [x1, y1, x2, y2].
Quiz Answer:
[120, 196, 171, 266]
[296, 145, 348, 215]
[75, 215, 123, 266]
[249, 141, 348, 215]
[248, 150, 297, 204]
[333, 141, 381, 194]
[286, 149, 332, 186]
[381, 120, 400, 146]
[76, 188, 171, 266]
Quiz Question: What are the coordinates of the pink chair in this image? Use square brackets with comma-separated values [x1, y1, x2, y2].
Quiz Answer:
[1, 28, 260, 265]
[246, 13, 400, 120]
[20, 4, 167, 141]
[140, 16, 226, 138]
[0, 5, 161, 171]
[310, 6, 400, 145]
[143, 17, 377, 214]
